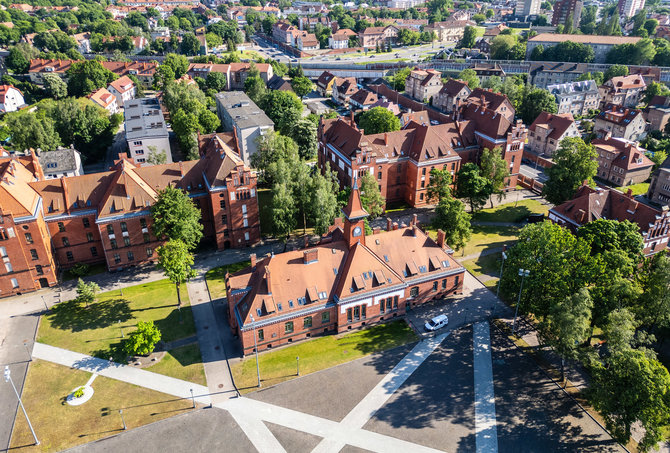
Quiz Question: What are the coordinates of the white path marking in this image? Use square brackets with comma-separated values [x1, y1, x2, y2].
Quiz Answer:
[219, 397, 443, 453]
[228, 408, 287, 453]
[32, 343, 211, 405]
[473, 322, 498, 453]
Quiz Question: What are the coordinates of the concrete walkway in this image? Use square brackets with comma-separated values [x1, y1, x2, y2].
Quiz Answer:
[473, 322, 498, 453]
[32, 343, 211, 405]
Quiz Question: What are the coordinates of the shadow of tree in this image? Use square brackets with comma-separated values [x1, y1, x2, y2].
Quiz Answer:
[154, 306, 196, 343]
[46, 298, 133, 332]
[473, 205, 533, 223]
[169, 344, 202, 368]
[343, 320, 417, 356]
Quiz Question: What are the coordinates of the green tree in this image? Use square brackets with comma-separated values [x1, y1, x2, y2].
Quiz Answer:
[387, 66, 411, 91]
[603, 64, 629, 82]
[180, 33, 201, 56]
[147, 146, 167, 165]
[519, 87, 557, 124]
[358, 107, 401, 135]
[359, 171, 385, 219]
[542, 137, 598, 204]
[151, 185, 203, 250]
[7, 43, 38, 74]
[644, 81, 670, 105]
[542, 287, 593, 384]
[432, 198, 471, 251]
[458, 25, 477, 49]
[458, 68, 479, 89]
[259, 90, 303, 135]
[426, 168, 453, 204]
[480, 147, 509, 207]
[157, 239, 197, 308]
[43, 73, 67, 100]
[124, 321, 162, 356]
[162, 53, 190, 79]
[66, 60, 118, 97]
[252, 131, 300, 184]
[75, 278, 101, 308]
[603, 308, 638, 354]
[243, 63, 266, 103]
[472, 13, 485, 24]
[576, 71, 604, 86]
[309, 170, 340, 235]
[591, 349, 670, 451]
[482, 76, 503, 93]
[290, 119, 318, 161]
[291, 76, 313, 98]
[638, 254, 670, 332]
[270, 179, 297, 245]
[6, 112, 61, 151]
[456, 163, 491, 213]
[206, 71, 227, 91]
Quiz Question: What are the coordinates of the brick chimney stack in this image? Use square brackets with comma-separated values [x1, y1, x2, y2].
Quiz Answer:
[250, 253, 257, 267]
[265, 268, 272, 294]
[387, 217, 392, 231]
[303, 248, 318, 264]
[411, 213, 418, 226]
[437, 229, 446, 248]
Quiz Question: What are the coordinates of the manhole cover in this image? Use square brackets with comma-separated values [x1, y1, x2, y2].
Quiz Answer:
[218, 384, 224, 388]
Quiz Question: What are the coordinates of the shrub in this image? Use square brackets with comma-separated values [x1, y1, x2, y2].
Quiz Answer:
[73, 387, 85, 398]
[69, 263, 90, 278]
[123, 321, 162, 356]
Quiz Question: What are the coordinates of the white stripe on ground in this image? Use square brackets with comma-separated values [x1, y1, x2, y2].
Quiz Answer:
[473, 322, 498, 453]
[219, 397, 443, 453]
[32, 343, 211, 405]
[228, 409, 287, 453]
[311, 331, 450, 453]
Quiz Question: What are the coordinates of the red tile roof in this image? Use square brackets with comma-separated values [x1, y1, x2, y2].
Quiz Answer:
[529, 112, 575, 141]
[592, 137, 654, 172]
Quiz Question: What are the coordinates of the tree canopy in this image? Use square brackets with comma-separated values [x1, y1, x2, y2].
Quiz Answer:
[150, 185, 203, 250]
[542, 137, 598, 205]
[358, 107, 401, 135]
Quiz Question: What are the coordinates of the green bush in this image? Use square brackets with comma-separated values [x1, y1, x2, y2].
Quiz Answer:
[123, 321, 162, 356]
[69, 263, 90, 278]
[73, 387, 85, 398]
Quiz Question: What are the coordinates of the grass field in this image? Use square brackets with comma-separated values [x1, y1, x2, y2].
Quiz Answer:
[37, 279, 199, 378]
[237, 50, 263, 60]
[472, 199, 550, 224]
[616, 182, 650, 196]
[231, 320, 417, 391]
[461, 224, 520, 257]
[10, 360, 198, 453]
[145, 344, 206, 386]
[461, 253, 501, 279]
[205, 260, 251, 300]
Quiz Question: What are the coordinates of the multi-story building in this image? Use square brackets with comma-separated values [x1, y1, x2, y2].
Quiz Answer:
[124, 98, 172, 166]
[298, 16, 331, 31]
[618, 0, 646, 18]
[37, 147, 84, 179]
[647, 156, 670, 206]
[349, 89, 378, 110]
[215, 91, 274, 165]
[551, 0, 583, 27]
[529, 62, 590, 89]
[549, 185, 669, 256]
[296, 32, 319, 51]
[594, 106, 647, 141]
[272, 21, 300, 45]
[316, 71, 337, 96]
[107, 75, 136, 107]
[472, 63, 506, 84]
[387, 0, 425, 7]
[599, 75, 646, 109]
[0, 85, 25, 113]
[405, 68, 443, 102]
[424, 19, 474, 42]
[358, 25, 399, 49]
[187, 63, 273, 91]
[329, 29, 355, 49]
[593, 137, 654, 186]
[225, 185, 465, 356]
[646, 95, 670, 131]
[0, 134, 261, 297]
[527, 112, 580, 157]
[332, 77, 358, 107]
[89, 88, 119, 114]
[547, 80, 600, 117]
[433, 79, 471, 113]
[515, 0, 541, 18]
[28, 59, 158, 87]
[526, 34, 642, 63]
[467, 87, 515, 122]
[318, 97, 526, 207]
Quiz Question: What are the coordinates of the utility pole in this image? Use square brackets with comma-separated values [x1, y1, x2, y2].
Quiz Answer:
[4, 366, 39, 445]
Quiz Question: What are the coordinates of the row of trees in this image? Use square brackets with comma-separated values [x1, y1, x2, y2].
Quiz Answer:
[499, 218, 670, 451]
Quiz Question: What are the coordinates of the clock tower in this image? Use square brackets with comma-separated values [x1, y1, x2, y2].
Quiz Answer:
[342, 178, 369, 248]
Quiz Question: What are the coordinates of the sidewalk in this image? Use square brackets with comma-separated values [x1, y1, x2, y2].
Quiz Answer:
[32, 343, 211, 405]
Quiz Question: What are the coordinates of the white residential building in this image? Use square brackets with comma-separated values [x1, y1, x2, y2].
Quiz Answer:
[0, 85, 25, 113]
[124, 98, 172, 166]
[107, 76, 136, 107]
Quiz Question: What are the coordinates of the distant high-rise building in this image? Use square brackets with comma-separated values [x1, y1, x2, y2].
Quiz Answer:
[618, 0, 645, 18]
[551, 0, 583, 27]
[515, 0, 541, 18]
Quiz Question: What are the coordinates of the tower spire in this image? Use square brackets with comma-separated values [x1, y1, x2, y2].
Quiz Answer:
[342, 177, 368, 248]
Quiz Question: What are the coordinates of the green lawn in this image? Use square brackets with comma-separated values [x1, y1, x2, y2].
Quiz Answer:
[462, 225, 520, 257]
[472, 199, 550, 224]
[616, 182, 649, 196]
[38, 279, 197, 367]
[205, 260, 251, 300]
[11, 360, 198, 453]
[461, 253, 501, 279]
[232, 320, 417, 391]
[238, 50, 263, 60]
[145, 344, 206, 386]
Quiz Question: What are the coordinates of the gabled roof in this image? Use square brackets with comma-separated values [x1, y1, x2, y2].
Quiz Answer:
[350, 89, 378, 106]
[342, 183, 368, 220]
[0, 157, 40, 218]
[467, 88, 513, 118]
[108, 75, 135, 94]
[440, 79, 470, 97]
[97, 159, 158, 218]
[89, 88, 116, 109]
[606, 75, 646, 91]
[596, 106, 643, 125]
[316, 71, 336, 88]
[592, 137, 654, 172]
[334, 241, 403, 300]
[198, 133, 245, 188]
[0, 85, 23, 104]
[529, 112, 576, 140]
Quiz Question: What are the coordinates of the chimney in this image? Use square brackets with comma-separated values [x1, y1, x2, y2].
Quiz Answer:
[384, 132, 388, 146]
[265, 268, 272, 294]
[392, 222, 399, 230]
[250, 253, 257, 267]
[411, 224, 417, 236]
[350, 110, 355, 127]
[411, 213, 418, 226]
[373, 227, 381, 234]
[437, 229, 446, 248]
[386, 217, 392, 231]
[303, 248, 318, 264]
[626, 188, 633, 198]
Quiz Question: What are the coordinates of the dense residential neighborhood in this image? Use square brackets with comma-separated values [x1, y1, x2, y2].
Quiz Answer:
[2, 0, 670, 451]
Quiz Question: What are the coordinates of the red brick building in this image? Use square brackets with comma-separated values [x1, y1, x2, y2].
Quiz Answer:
[548, 185, 670, 256]
[318, 90, 527, 207]
[225, 185, 465, 356]
[0, 134, 260, 297]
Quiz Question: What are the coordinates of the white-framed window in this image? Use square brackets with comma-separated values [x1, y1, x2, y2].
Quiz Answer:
[242, 204, 247, 214]
[11, 278, 18, 288]
[244, 232, 250, 240]
[243, 218, 248, 227]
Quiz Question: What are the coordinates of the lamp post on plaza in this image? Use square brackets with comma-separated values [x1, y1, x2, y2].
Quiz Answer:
[496, 247, 508, 299]
[296, 356, 300, 376]
[4, 366, 39, 445]
[250, 315, 261, 388]
[512, 269, 530, 333]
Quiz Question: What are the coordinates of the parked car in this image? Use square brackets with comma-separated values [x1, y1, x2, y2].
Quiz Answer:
[424, 314, 448, 332]
[526, 213, 545, 224]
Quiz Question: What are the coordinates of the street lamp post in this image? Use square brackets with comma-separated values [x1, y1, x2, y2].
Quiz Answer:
[41, 295, 48, 312]
[496, 248, 508, 298]
[296, 356, 300, 376]
[250, 315, 261, 388]
[119, 410, 126, 430]
[190, 388, 195, 408]
[4, 366, 39, 445]
[118, 320, 123, 338]
[512, 269, 530, 333]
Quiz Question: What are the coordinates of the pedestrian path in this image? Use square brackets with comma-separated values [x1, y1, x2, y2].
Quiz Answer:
[32, 343, 211, 405]
[473, 322, 498, 453]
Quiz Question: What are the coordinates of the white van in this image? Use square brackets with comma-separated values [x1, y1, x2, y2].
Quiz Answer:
[424, 314, 448, 332]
